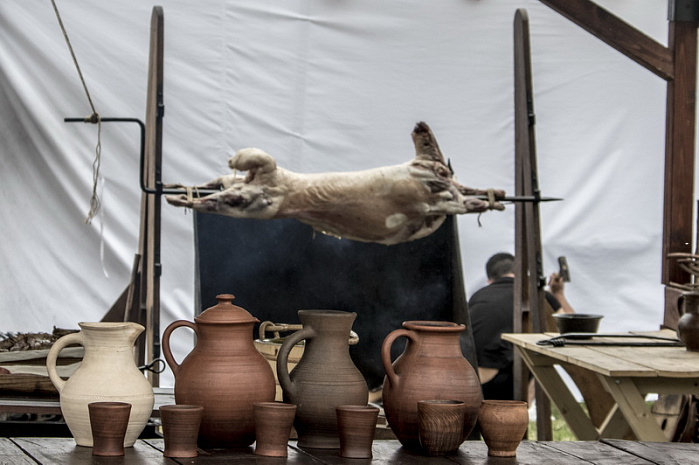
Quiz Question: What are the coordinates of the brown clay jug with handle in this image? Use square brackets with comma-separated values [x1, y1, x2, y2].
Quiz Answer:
[161, 294, 276, 448]
[381, 320, 482, 449]
[277, 310, 369, 449]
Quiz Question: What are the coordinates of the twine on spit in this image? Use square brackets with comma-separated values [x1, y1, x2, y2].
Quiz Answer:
[477, 189, 498, 227]
[50, 0, 102, 224]
[486, 188, 497, 209]
[184, 186, 201, 204]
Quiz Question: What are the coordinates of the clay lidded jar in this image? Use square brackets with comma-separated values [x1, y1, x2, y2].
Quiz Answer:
[277, 310, 369, 449]
[678, 290, 699, 352]
[381, 321, 482, 449]
[46, 322, 154, 447]
[162, 294, 276, 448]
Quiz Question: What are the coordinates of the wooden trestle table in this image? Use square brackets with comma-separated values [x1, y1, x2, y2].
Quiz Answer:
[502, 329, 699, 442]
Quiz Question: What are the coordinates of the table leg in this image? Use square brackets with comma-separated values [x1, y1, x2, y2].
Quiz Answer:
[516, 348, 599, 440]
[597, 404, 632, 439]
[596, 376, 667, 442]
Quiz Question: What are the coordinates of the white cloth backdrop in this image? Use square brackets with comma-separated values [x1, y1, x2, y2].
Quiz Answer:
[0, 0, 690, 386]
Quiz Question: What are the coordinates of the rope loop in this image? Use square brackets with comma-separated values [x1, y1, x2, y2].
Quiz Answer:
[51, 0, 103, 224]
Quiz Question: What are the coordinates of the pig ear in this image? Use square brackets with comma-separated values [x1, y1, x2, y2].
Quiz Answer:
[411, 121, 447, 164]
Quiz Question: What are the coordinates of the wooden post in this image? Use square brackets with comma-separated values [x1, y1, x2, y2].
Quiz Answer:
[663, 18, 697, 285]
[139, 6, 165, 386]
[513, 9, 553, 440]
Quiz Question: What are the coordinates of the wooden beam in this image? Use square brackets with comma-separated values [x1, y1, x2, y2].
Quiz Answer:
[539, 0, 673, 81]
[539, 0, 698, 285]
[663, 21, 697, 285]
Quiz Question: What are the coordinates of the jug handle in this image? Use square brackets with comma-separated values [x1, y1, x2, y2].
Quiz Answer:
[381, 328, 417, 389]
[161, 320, 198, 377]
[276, 325, 313, 398]
[46, 331, 83, 393]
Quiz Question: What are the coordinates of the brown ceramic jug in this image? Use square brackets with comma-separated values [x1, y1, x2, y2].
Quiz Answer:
[277, 310, 369, 449]
[678, 290, 699, 352]
[381, 321, 482, 449]
[161, 294, 276, 448]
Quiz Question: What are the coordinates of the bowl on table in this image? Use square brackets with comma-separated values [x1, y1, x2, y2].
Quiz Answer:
[552, 313, 603, 337]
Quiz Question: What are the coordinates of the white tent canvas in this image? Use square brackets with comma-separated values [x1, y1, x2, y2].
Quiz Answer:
[0, 0, 691, 386]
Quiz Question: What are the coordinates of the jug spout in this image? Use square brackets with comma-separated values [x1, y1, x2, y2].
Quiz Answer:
[77, 322, 145, 348]
[125, 321, 145, 344]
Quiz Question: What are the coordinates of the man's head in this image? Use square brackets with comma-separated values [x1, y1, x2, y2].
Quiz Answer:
[486, 252, 515, 281]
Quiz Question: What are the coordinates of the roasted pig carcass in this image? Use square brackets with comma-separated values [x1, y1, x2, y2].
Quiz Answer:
[166, 122, 505, 245]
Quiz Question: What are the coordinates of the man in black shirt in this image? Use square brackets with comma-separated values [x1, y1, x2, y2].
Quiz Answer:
[468, 252, 574, 400]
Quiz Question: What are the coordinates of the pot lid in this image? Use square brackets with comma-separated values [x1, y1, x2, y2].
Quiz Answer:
[195, 294, 259, 324]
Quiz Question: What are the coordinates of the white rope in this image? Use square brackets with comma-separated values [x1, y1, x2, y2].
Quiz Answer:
[50, 0, 103, 224]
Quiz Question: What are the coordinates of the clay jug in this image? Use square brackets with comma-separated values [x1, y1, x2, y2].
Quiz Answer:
[678, 291, 699, 352]
[381, 321, 482, 449]
[46, 322, 154, 447]
[161, 294, 276, 448]
[277, 310, 369, 449]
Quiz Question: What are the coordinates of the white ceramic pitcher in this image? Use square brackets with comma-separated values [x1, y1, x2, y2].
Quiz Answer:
[46, 322, 154, 447]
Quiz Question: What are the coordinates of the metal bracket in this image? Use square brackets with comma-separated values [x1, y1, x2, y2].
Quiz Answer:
[64, 116, 208, 196]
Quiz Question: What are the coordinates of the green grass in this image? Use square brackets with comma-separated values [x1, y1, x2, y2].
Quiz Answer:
[527, 403, 578, 441]
[528, 401, 660, 441]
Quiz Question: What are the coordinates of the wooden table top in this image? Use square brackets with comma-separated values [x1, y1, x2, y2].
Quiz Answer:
[502, 330, 699, 378]
[2, 437, 698, 464]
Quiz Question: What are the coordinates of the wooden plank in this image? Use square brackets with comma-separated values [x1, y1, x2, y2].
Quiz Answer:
[586, 346, 699, 377]
[502, 333, 692, 377]
[0, 397, 62, 415]
[0, 387, 173, 416]
[483, 440, 600, 464]
[597, 377, 667, 442]
[634, 377, 699, 397]
[544, 440, 655, 465]
[0, 347, 83, 364]
[300, 441, 455, 465]
[602, 439, 699, 465]
[598, 405, 633, 440]
[0, 438, 38, 465]
[518, 349, 599, 440]
[12, 437, 172, 464]
[373, 440, 612, 464]
[7, 438, 699, 464]
[538, 0, 673, 80]
[561, 363, 616, 429]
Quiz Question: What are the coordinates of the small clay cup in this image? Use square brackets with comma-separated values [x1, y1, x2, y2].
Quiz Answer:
[336, 405, 379, 459]
[160, 404, 204, 458]
[254, 402, 297, 457]
[478, 400, 529, 457]
[417, 400, 466, 456]
[88, 401, 131, 456]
